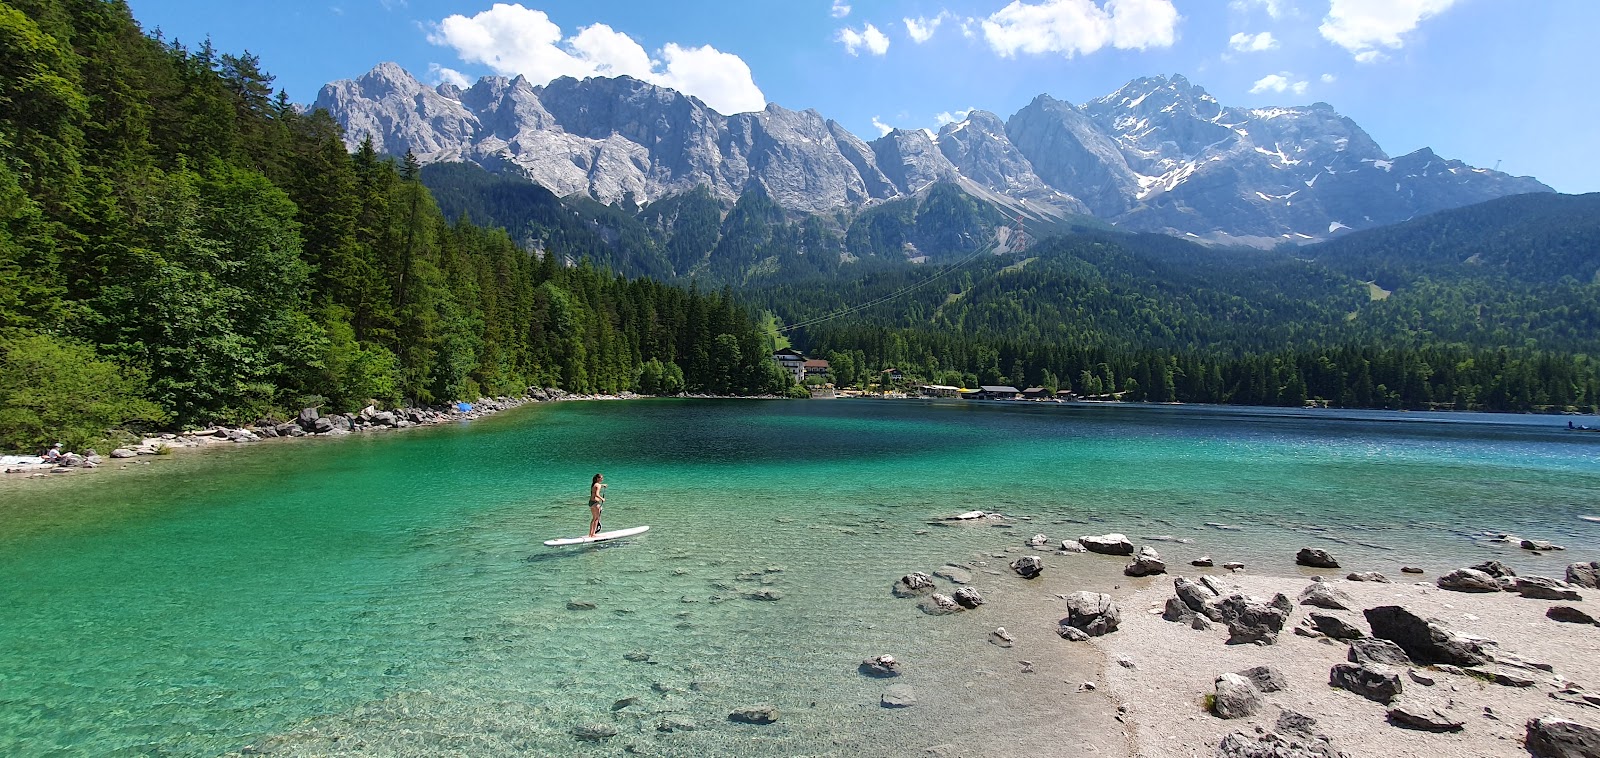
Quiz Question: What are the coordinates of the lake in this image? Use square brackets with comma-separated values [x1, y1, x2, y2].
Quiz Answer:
[1, 399, 1597, 756]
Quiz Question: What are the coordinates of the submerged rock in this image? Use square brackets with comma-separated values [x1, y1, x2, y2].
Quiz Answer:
[919, 594, 963, 615]
[1010, 555, 1044, 579]
[952, 587, 985, 609]
[893, 572, 936, 598]
[571, 723, 617, 741]
[1191, 555, 1215, 567]
[1522, 539, 1566, 551]
[860, 654, 902, 678]
[880, 683, 917, 708]
[728, 705, 779, 724]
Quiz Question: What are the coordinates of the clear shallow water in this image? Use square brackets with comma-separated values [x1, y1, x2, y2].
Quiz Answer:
[1, 399, 1597, 756]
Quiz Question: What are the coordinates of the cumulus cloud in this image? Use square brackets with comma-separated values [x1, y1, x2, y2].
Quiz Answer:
[871, 116, 894, 136]
[1319, 0, 1456, 59]
[905, 12, 949, 43]
[831, 0, 851, 18]
[1249, 72, 1308, 95]
[981, 0, 1180, 58]
[1320, 73, 1336, 83]
[1228, 31, 1276, 52]
[1229, 0, 1284, 18]
[427, 3, 766, 114]
[427, 63, 472, 87]
[838, 23, 891, 56]
[934, 108, 974, 126]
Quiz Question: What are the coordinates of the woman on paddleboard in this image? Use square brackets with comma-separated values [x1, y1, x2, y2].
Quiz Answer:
[588, 473, 607, 536]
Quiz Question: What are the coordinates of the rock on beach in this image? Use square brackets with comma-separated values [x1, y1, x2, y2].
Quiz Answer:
[1295, 547, 1340, 568]
[1080, 533, 1135, 556]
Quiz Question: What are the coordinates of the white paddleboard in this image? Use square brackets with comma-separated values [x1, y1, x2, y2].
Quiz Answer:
[544, 525, 650, 546]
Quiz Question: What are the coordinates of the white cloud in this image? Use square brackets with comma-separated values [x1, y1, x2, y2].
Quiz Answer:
[871, 116, 894, 136]
[1228, 31, 1276, 52]
[427, 4, 766, 114]
[981, 0, 1180, 58]
[1229, 0, 1284, 18]
[934, 108, 974, 125]
[1249, 72, 1308, 95]
[830, 0, 851, 19]
[427, 63, 472, 87]
[838, 23, 890, 56]
[1319, 0, 1456, 59]
[905, 13, 948, 44]
[1320, 73, 1336, 83]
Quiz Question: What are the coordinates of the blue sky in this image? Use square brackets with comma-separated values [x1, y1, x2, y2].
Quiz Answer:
[123, 1, 1599, 193]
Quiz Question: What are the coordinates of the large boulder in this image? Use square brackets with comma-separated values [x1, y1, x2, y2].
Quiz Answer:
[1298, 581, 1354, 610]
[1436, 568, 1501, 593]
[109, 448, 137, 459]
[1162, 596, 1213, 630]
[1124, 545, 1167, 577]
[1061, 591, 1121, 637]
[1517, 576, 1583, 601]
[1523, 539, 1566, 551]
[1219, 711, 1347, 758]
[952, 587, 985, 609]
[1548, 606, 1599, 625]
[1212, 673, 1261, 719]
[1080, 533, 1135, 556]
[1010, 555, 1044, 579]
[919, 593, 963, 615]
[1296, 547, 1340, 568]
[1364, 605, 1491, 666]
[312, 416, 335, 434]
[296, 407, 319, 431]
[1567, 562, 1600, 590]
[1526, 716, 1600, 758]
[859, 655, 901, 677]
[372, 411, 399, 426]
[1329, 663, 1402, 703]
[1174, 576, 1224, 621]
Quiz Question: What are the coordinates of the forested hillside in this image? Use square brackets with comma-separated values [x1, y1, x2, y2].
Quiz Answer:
[0, 0, 788, 451]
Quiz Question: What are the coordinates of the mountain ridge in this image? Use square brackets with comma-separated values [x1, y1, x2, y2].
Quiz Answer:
[315, 64, 1551, 245]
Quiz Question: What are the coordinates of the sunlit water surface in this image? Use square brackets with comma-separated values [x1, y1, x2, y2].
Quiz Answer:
[1, 399, 1597, 756]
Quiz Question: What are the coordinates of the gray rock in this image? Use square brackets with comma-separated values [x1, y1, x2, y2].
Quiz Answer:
[1523, 539, 1566, 551]
[1124, 545, 1167, 577]
[745, 589, 783, 601]
[1009, 555, 1044, 579]
[1059, 539, 1086, 553]
[1551, 688, 1600, 710]
[859, 654, 901, 677]
[1212, 672, 1261, 719]
[1407, 669, 1436, 686]
[312, 416, 335, 434]
[1569, 562, 1600, 589]
[1517, 576, 1583, 601]
[1470, 560, 1517, 578]
[109, 448, 136, 459]
[1058, 624, 1090, 641]
[933, 565, 973, 584]
[1217, 730, 1347, 758]
[880, 683, 916, 708]
[1345, 571, 1389, 583]
[729, 705, 779, 724]
[1080, 533, 1135, 556]
[919, 593, 963, 615]
[1347, 638, 1412, 666]
[1026, 533, 1050, 548]
[989, 627, 1015, 647]
[566, 600, 597, 611]
[1174, 576, 1224, 621]
[1222, 562, 1246, 571]
[1548, 606, 1599, 625]
[1329, 662, 1402, 703]
[571, 723, 616, 741]
[1236, 665, 1288, 693]
[893, 572, 936, 598]
[1364, 605, 1490, 666]
[1465, 666, 1536, 687]
[1400, 566, 1425, 574]
[952, 587, 984, 609]
[1526, 716, 1600, 757]
[1386, 704, 1464, 733]
[1192, 555, 1215, 567]
[1062, 591, 1121, 637]
[372, 410, 398, 426]
[296, 407, 319, 430]
[1296, 548, 1340, 569]
[1436, 568, 1501, 592]
[1298, 581, 1354, 610]
[1217, 594, 1290, 645]
[1307, 612, 1365, 641]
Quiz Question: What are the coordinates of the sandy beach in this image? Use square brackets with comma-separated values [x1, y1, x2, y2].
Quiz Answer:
[1086, 566, 1600, 757]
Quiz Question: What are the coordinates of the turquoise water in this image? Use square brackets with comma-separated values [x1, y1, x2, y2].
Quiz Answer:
[1, 399, 1597, 756]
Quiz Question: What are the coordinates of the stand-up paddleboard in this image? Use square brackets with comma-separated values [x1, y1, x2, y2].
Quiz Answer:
[544, 525, 650, 547]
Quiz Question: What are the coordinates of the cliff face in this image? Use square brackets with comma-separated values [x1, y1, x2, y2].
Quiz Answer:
[316, 65, 1552, 242]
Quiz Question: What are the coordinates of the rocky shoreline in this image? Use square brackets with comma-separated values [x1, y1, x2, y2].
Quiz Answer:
[3, 389, 785, 478]
[882, 516, 1600, 757]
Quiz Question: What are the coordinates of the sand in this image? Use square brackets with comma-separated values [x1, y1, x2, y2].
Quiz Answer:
[1091, 569, 1600, 757]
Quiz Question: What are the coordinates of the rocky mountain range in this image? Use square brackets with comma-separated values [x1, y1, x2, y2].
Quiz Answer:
[314, 64, 1550, 245]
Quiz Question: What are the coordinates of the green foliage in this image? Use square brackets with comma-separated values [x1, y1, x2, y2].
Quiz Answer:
[0, 334, 165, 450]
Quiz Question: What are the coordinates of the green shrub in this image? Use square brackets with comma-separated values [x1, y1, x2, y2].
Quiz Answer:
[0, 333, 167, 452]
